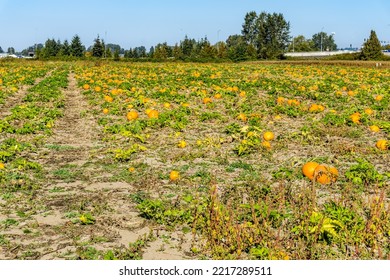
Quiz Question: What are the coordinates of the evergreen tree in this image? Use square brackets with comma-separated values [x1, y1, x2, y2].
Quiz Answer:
[198, 37, 216, 59]
[149, 46, 155, 57]
[0, 46, 3, 53]
[105, 47, 112, 58]
[173, 43, 184, 60]
[41, 38, 60, 58]
[132, 48, 138, 58]
[215, 41, 228, 59]
[113, 49, 120, 61]
[70, 35, 84, 57]
[134, 46, 146, 58]
[153, 43, 170, 59]
[180, 36, 196, 57]
[360, 30, 383, 60]
[92, 36, 104, 57]
[60, 40, 71, 56]
[126, 48, 135, 58]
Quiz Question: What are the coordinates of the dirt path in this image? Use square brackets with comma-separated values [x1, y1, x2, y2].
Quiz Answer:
[39, 72, 98, 167]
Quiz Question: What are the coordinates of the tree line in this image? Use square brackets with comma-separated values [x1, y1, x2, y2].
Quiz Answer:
[3, 11, 387, 61]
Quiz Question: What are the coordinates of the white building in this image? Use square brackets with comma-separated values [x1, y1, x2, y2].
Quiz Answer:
[0, 53, 20, 59]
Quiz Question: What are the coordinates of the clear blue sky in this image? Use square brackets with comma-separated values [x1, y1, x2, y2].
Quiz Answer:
[0, 0, 389, 51]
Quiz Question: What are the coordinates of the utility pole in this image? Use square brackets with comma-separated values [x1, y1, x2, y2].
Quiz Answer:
[293, 37, 295, 52]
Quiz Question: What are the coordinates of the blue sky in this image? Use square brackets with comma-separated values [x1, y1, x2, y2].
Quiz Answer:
[0, 0, 389, 51]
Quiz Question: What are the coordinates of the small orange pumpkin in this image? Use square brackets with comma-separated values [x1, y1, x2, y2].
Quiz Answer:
[314, 164, 338, 184]
[169, 170, 180, 181]
[126, 110, 139, 121]
[147, 109, 159, 119]
[263, 131, 275, 141]
[369, 125, 380, 133]
[203, 97, 212, 104]
[237, 113, 247, 122]
[376, 139, 388, 150]
[104, 95, 113, 103]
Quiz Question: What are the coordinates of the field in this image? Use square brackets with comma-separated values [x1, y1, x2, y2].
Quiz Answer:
[0, 60, 389, 260]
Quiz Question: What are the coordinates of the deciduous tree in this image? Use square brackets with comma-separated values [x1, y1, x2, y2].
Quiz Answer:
[287, 35, 315, 52]
[312, 32, 337, 51]
[7, 47, 15, 54]
[242, 11, 291, 59]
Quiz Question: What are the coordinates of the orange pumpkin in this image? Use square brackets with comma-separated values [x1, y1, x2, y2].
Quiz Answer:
[263, 131, 275, 141]
[376, 139, 388, 150]
[369, 125, 380, 132]
[314, 164, 338, 184]
[309, 104, 319, 112]
[261, 141, 271, 149]
[375, 95, 383, 101]
[276, 97, 285, 104]
[302, 162, 319, 180]
[177, 140, 186, 148]
[126, 110, 139, 121]
[147, 109, 159, 119]
[104, 95, 114, 103]
[203, 97, 212, 104]
[237, 113, 247, 122]
[169, 170, 180, 181]
[350, 112, 361, 124]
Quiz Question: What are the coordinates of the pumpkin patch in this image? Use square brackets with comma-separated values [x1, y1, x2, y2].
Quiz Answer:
[0, 60, 388, 260]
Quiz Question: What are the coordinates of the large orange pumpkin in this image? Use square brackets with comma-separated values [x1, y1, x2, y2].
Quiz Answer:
[302, 162, 319, 180]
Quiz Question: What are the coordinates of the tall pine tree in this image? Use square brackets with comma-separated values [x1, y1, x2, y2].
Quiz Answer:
[92, 36, 104, 58]
[360, 30, 383, 60]
[70, 35, 84, 57]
